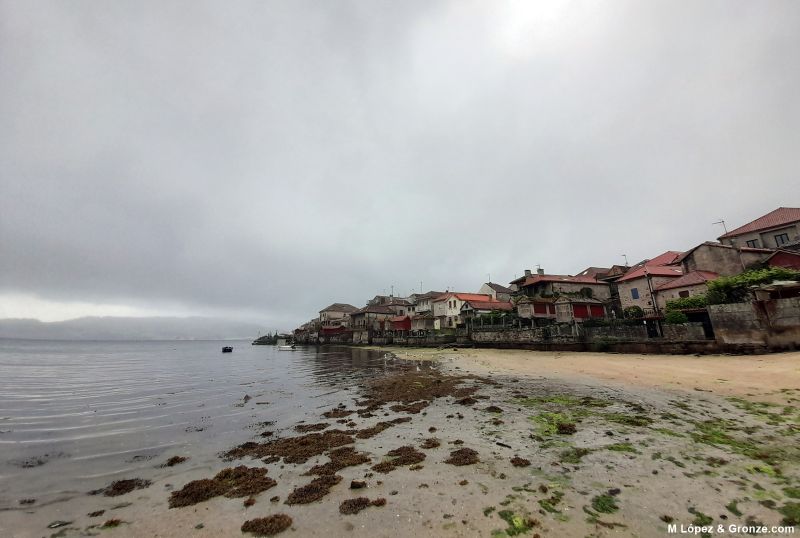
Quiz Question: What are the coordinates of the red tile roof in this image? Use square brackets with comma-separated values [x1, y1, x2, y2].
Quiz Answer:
[485, 282, 514, 294]
[319, 303, 358, 313]
[517, 274, 608, 287]
[674, 242, 773, 264]
[655, 271, 718, 291]
[432, 293, 493, 302]
[719, 207, 800, 239]
[617, 264, 684, 283]
[462, 300, 514, 311]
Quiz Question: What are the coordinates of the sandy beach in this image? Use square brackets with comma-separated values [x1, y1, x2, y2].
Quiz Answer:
[4, 348, 799, 538]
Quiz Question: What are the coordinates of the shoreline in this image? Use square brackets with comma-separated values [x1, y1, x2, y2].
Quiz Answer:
[4, 349, 799, 537]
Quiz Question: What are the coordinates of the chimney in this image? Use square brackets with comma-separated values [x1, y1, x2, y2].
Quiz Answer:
[537, 268, 545, 275]
[524, 269, 532, 277]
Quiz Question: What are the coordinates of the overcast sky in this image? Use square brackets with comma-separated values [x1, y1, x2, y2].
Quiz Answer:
[1, 0, 798, 329]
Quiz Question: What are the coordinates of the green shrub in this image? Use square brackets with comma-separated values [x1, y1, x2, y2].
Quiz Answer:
[624, 306, 644, 319]
[665, 294, 707, 311]
[706, 267, 800, 305]
[664, 311, 689, 324]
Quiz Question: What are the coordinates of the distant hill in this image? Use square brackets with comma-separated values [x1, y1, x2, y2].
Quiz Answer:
[0, 316, 264, 341]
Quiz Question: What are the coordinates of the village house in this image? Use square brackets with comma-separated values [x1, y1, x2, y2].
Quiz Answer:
[515, 296, 557, 324]
[509, 269, 612, 301]
[554, 296, 606, 323]
[411, 291, 446, 316]
[318, 303, 358, 327]
[478, 282, 514, 302]
[616, 251, 683, 314]
[675, 241, 773, 276]
[460, 299, 514, 326]
[717, 207, 800, 250]
[766, 249, 800, 270]
[432, 292, 493, 329]
[653, 271, 719, 311]
[349, 305, 395, 344]
[384, 298, 412, 317]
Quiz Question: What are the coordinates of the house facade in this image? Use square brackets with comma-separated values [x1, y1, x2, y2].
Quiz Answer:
[515, 296, 557, 322]
[318, 303, 358, 328]
[653, 271, 718, 311]
[512, 272, 612, 301]
[461, 300, 514, 325]
[432, 292, 493, 329]
[718, 207, 800, 249]
[478, 282, 514, 302]
[554, 297, 606, 323]
[675, 242, 773, 276]
[616, 251, 683, 314]
[349, 305, 395, 344]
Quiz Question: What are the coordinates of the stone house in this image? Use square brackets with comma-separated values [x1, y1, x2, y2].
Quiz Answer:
[554, 297, 606, 323]
[718, 207, 800, 250]
[349, 305, 395, 344]
[653, 271, 719, 311]
[510, 271, 612, 301]
[460, 300, 514, 325]
[515, 296, 557, 322]
[616, 251, 683, 314]
[318, 303, 358, 328]
[478, 282, 514, 302]
[432, 292, 493, 329]
[409, 291, 446, 318]
[675, 242, 773, 276]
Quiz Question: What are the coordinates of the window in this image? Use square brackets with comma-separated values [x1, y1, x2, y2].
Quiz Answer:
[631, 288, 639, 300]
[679, 290, 690, 298]
[775, 233, 790, 246]
[746, 239, 759, 248]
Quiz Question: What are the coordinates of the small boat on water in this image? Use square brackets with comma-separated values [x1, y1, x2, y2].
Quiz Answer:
[278, 344, 296, 351]
[222, 346, 233, 353]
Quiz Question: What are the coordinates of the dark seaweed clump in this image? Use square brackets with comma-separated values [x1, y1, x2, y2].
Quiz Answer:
[169, 466, 276, 508]
[420, 438, 441, 449]
[389, 401, 430, 414]
[93, 478, 152, 497]
[339, 497, 387, 515]
[445, 448, 479, 466]
[371, 446, 426, 474]
[305, 447, 371, 476]
[355, 417, 412, 439]
[510, 456, 531, 467]
[241, 514, 292, 536]
[295, 423, 329, 433]
[285, 475, 342, 505]
[225, 430, 355, 464]
[322, 408, 354, 418]
[162, 456, 188, 467]
[360, 371, 484, 409]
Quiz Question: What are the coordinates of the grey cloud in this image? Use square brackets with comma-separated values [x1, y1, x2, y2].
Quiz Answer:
[1, 0, 798, 327]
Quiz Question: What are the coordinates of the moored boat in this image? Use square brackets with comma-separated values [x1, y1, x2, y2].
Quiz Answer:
[222, 346, 233, 353]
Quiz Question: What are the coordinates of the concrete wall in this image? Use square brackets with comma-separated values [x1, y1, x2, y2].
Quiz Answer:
[661, 322, 706, 341]
[583, 325, 648, 341]
[708, 298, 800, 348]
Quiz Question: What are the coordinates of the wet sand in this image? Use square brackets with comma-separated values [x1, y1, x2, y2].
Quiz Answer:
[4, 349, 799, 537]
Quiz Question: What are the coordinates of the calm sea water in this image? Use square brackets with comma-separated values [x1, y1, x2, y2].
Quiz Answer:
[0, 339, 403, 509]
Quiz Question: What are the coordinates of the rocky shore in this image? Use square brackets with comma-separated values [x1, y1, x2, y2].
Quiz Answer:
[4, 349, 799, 537]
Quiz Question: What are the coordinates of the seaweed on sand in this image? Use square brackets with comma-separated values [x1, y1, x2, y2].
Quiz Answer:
[294, 423, 329, 433]
[285, 475, 342, 505]
[371, 446, 426, 473]
[420, 438, 441, 449]
[169, 466, 276, 508]
[305, 447, 371, 476]
[444, 448, 479, 466]
[339, 497, 387, 515]
[224, 430, 355, 464]
[92, 478, 152, 497]
[241, 514, 292, 536]
[358, 371, 487, 410]
[510, 456, 531, 467]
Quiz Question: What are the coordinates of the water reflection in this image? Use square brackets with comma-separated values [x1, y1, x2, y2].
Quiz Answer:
[0, 339, 416, 507]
